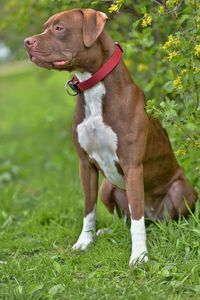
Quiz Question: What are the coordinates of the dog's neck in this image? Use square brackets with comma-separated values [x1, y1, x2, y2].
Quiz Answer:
[74, 71, 105, 118]
[73, 33, 133, 101]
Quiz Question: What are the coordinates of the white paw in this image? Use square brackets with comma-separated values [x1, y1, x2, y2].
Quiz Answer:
[129, 249, 148, 267]
[72, 231, 95, 251]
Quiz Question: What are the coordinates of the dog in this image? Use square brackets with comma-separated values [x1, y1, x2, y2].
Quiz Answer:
[25, 8, 198, 266]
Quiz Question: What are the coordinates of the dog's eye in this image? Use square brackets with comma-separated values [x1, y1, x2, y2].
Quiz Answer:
[55, 26, 64, 31]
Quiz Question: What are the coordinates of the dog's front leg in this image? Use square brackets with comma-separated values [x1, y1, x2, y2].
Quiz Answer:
[125, 164, 148, 266]
[72, 159, 98, 250]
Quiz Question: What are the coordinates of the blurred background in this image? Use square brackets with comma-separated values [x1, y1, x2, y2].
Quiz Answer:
[0, 0, 199, 206]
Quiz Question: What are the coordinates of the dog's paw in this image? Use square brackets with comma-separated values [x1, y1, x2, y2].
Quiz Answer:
[72, 231, 95, 251]
[129, 249, 148, 267]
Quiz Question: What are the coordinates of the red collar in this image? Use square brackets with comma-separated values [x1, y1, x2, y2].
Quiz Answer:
[66, 42, 123, 96]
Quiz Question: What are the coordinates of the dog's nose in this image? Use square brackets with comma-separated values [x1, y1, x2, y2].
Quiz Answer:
[24, 37, 37, 48]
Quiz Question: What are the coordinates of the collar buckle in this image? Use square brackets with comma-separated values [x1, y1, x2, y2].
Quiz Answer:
[65, 79, 81, 96]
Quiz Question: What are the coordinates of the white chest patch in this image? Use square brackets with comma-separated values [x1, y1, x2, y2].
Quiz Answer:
[75, 71, 125, 190]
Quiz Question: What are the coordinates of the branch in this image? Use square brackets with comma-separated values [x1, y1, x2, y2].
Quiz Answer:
[153, 0, 185, 33]
[177, 124, 196, 144]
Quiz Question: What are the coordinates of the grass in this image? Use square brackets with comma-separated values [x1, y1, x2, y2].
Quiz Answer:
[0, 62, 200, 299]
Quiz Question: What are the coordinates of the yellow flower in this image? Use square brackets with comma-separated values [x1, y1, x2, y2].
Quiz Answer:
[173, 76, 183, 89]
[137, 64, 148, 72]
[124, 59, 133, 68]
[194, 44, 200, 56]
[195, 167, 199, 171]
[181, 69, 187, 74]
[175, 149, 181, 155]
[158, 6, 165, 14]
[175, 149, 187, 156]
[166, 0, 179, 8]
[175, 37, 181, 45]
[162, 35, 180, 52]
[109, 0, 124, 13]
[194, 67, 200, 74]
[109, 4, 120, 13]
[168, 51, 178, 61]
[142, 13, 152, 27]
[162, 44, 168, 51]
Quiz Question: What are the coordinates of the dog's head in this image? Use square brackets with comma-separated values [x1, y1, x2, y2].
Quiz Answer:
[24, 9, 108, 72]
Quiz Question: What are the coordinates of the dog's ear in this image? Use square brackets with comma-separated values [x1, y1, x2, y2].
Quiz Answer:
[81, 9, 108, 48]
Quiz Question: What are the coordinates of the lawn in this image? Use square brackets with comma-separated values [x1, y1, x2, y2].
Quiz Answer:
[0, 62, 200, 299]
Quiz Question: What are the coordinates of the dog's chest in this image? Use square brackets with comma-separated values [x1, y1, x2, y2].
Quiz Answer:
[75, 72, 125, 190]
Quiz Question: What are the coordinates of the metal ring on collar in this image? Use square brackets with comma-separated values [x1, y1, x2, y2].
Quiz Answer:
[65, 81, 79, 96]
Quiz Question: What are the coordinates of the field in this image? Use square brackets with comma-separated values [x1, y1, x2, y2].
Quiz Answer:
[0, 62, 200, 299]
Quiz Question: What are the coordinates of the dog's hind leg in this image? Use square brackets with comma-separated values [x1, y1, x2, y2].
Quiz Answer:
[158, 175, 198, 220]
[99, 178, 130, 218]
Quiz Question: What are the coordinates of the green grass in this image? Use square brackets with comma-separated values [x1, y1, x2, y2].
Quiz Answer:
[0, 63, 200, 299]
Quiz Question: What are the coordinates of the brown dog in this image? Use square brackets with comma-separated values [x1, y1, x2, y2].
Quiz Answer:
[25, 8, 198, 266]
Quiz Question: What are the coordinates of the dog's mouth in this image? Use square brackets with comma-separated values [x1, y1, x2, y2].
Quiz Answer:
[25, 43, 74, 70]
[52, 60, 68, 66]
[30, 54, 69, 69]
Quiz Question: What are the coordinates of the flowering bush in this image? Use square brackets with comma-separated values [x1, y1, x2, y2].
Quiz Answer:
[108, 0, 200, 187]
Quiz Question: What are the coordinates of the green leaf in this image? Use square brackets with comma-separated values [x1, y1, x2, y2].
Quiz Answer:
[178, 14, 190, 26]
[131, 19, 140, 30]
[29, 284, 44, 295]
[163, 81, 174, 93]
[160, 101, 166, 109]
[161, 269, 170, 277]
[18, 285, 23, 294]
[53, 261, 62, 273]
[48, 284, 65, 295]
